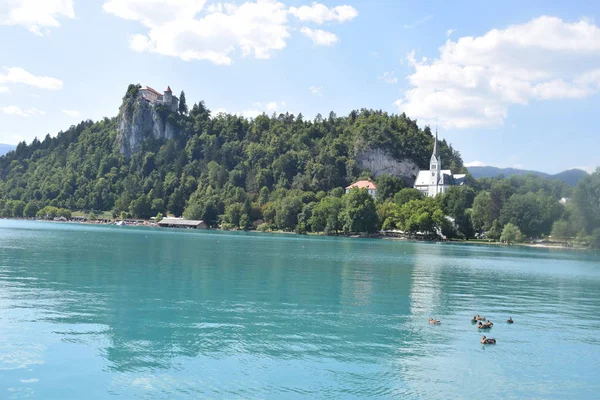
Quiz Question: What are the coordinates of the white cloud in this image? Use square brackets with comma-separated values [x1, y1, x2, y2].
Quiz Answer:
[300, 27, 337, 46]
[309, 85, 324, 96]
[403, 15, 432, 29]
[103, 0, 207, 27]
[212, 107, 228, 115]
[0, 86, 10, 94]
[465, 161, 488, 167]
[1, 106, 45, 117]
[106, 0, 290, 65]
[242, 101, 285, 118]
[379, 71, 397, 84]
[0, 67, 63, 90]
[446, 28, 455, 37]
[0, 0, 75, 35]
[105, 0, 357, 64]
[395, 16, 600, 129]
[62, 109, 80, 117]
[289, 2, 357, 24]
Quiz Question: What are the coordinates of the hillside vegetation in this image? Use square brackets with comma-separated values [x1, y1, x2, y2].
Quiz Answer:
[0, 84, 598, 248]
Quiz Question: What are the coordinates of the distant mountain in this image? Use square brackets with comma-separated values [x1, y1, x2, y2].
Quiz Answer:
[468, 166, 589, 186]
[0, 144, 16, 156]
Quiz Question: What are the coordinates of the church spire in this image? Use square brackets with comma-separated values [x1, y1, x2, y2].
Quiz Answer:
[433, 126, 439, 159]
[430, 126, 440, 170]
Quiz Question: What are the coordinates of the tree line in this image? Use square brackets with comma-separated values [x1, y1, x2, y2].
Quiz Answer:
[0, 84, 598, 248]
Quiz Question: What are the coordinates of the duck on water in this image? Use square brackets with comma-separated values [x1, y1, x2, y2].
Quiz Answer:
[477, 321, 494, 329]
[471, 314, 486, 322]
[481, 336, 497, 344]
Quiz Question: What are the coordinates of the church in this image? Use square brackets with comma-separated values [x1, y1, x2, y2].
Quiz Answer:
[413, 130, 466, 197]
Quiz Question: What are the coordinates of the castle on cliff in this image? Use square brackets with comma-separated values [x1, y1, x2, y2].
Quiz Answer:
[413, 129, 466, 197]
[138, 85, 179, 112]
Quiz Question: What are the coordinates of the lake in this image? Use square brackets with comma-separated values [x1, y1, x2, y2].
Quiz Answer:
[1, 220, 599, 399]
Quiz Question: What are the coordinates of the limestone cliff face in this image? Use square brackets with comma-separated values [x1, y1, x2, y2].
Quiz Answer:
[115, 99, 177, 158]
[355, 148, 420, 184]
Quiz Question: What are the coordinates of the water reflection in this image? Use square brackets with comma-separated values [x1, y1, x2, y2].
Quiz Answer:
[1, 221, 600, 398]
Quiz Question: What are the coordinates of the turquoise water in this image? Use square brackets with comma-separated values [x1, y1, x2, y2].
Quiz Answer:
[1, 220, 599, 399]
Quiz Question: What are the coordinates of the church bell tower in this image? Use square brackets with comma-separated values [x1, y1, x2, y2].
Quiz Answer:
[429, 128, 441, 196]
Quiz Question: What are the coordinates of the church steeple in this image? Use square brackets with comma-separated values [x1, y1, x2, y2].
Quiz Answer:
[430, 126, 441, 171]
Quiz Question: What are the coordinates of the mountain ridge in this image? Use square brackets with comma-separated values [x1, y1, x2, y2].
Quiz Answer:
[467, 166, 589, 186]
[0, 144, 16, 156]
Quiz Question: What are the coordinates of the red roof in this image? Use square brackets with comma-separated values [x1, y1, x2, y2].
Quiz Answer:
[345, 180, 377, 190]
[141, 86, 162, 97]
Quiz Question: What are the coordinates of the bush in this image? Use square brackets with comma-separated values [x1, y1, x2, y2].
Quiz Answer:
[591, 228, 600, 250]
[500, 223, 524, 244]
[257, 223, 273, 232]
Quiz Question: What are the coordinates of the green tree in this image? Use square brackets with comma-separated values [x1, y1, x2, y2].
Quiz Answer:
[393, 188, 423, 206]
[179, 90, 188, 114]
[89, 212, 97, 221]
[23, 201, 39, 218]
[11, 200, 26, 218]
[573, 168, 600, 234]
[310, 196, 343, 234]
[551, 220, 577, 241]
[499, 192, 562, 238]
[155, 212, 163, 223]
[275, 196, 303, 231]
[168, 187, 186, 217]
[222, 202, 247, 229]
[500, 223, 524, 244]
[383, 197, 445, 235]
[471, 191, 494, 231]
[340, 189, 378, 233]
[590, 228, 600, 250]
[36, 206, 59, 220]
[130, 195, 153, 219]
[376, 174, 404, 202]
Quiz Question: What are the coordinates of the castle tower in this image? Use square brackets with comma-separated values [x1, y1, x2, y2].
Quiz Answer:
[163, 86, 173, 108]
[429, 128, 441, 197]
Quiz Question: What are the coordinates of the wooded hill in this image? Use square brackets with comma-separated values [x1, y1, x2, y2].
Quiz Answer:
[0, 84, 464, 225]
[1, 84, 599, 248]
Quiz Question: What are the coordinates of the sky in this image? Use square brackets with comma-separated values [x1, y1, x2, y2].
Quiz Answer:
[1, 0, 599, 174]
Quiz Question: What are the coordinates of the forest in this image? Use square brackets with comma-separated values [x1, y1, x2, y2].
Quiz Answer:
[0, 85, 599, 248]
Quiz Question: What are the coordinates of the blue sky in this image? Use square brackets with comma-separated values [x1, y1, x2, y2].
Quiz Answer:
[1, 0, 599, 174]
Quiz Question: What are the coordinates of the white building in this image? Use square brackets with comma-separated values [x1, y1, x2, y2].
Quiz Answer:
[414, 130, 466, 197]
[345, 180, 377, 197]
[138, 85, 179, 112]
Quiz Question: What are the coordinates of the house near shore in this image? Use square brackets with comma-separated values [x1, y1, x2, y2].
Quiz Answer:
[414, 129, 466, 197]
[345, 180, 377, 197]
[158, 218, 207, 229]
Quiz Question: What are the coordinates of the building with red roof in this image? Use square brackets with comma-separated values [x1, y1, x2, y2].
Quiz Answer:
[345, 180, 377, 197]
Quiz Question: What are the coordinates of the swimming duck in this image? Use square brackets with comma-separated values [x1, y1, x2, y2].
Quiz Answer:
[481, 336, 496, 344]
[477, 321, 493, 329]
[428, 318, 441, 325]
[472, 314, 486, 321]
[507, 317, 514, 323]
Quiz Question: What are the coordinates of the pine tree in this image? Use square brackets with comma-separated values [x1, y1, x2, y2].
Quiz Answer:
[179, 90, 188, 114]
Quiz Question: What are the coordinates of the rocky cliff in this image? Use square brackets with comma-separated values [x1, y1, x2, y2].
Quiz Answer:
[115, 99, 177, 158]
[355, 148, 420, 184]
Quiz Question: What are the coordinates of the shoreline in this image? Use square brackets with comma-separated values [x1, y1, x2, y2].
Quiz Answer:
[1, 218, 589, 251]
